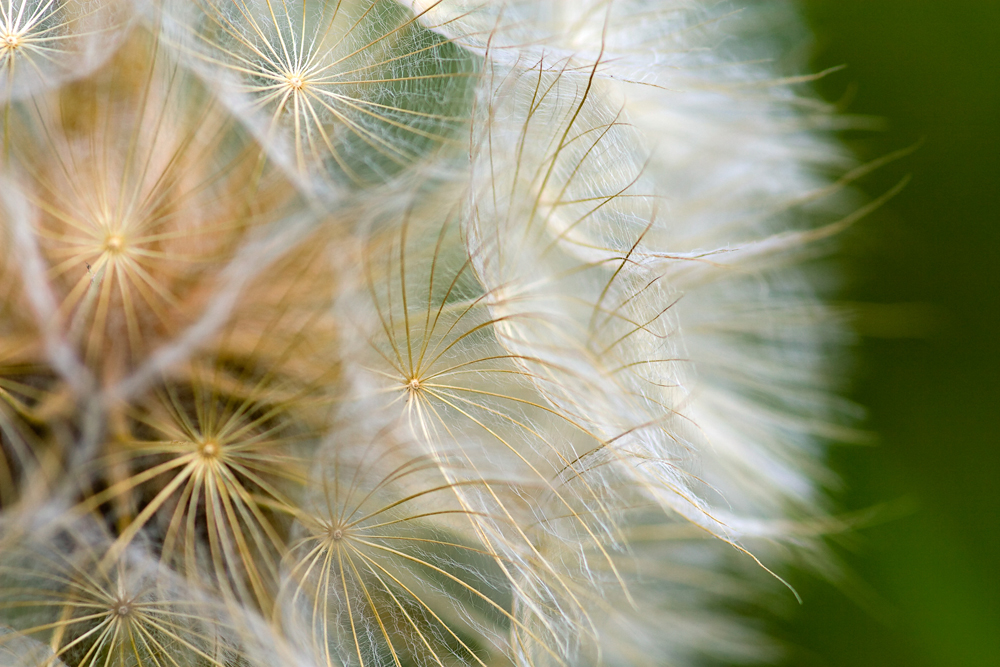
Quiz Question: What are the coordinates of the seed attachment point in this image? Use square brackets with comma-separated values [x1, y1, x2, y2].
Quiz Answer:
[324, 522, 345, 542]
[199, 440, 219, 459]
[104, 235, 125, 253]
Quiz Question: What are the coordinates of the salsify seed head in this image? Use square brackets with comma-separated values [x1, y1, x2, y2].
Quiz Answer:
[0, 0, 858, 665]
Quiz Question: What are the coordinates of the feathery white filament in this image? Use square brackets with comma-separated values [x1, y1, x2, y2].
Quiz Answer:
[0, 1, 853, 666]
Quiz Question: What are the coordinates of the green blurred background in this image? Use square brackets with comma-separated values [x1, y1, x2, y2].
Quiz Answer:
[764, 2, 999, 666]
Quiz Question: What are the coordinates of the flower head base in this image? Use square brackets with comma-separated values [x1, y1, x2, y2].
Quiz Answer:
[0, 1, 857, 666]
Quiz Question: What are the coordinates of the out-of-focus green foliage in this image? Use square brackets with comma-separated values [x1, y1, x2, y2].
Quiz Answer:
[767, 3, 1000, 666]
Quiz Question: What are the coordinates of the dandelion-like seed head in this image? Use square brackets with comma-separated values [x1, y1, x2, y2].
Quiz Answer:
[0, 0, 130, 103]
[0, 1, 860, 665]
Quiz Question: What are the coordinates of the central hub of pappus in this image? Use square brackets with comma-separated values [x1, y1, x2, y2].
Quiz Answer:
[104, 234, 125, 253]
[199, 439, 219, 459]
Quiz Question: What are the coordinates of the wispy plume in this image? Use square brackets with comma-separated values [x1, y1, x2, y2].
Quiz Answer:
[0, 1, 856, 665]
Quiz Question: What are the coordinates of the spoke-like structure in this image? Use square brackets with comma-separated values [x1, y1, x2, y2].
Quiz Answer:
[0, 525, 233, 667]
[280, 441, 523, 667]
[0, 2, 859, 666]
[0, 351, 60, 509]
[466, 42, 851, 539]
[0, 256, 65, 511]
[0, 0, 130, 104]
[4, 32, 300, 381]
[334, 212, 650, 660]
[164, 0, 478, 189]
[76, 357, 320, 613]
[465, 57, 718, 536]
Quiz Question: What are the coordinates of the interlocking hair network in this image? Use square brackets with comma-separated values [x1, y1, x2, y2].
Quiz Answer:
[0, 1, 868, 665]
